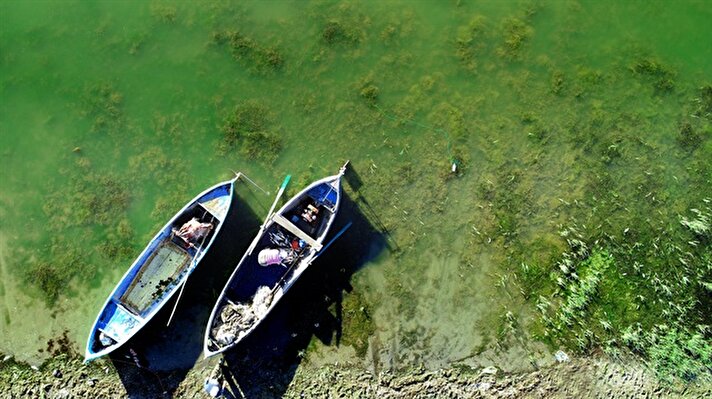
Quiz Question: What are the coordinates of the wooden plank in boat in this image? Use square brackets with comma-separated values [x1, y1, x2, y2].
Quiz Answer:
[272, 213, 323, 251]
[119, 241, 191, 315]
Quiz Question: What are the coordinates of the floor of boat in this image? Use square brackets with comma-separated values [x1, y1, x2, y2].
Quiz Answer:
[120, 241, 190, 316]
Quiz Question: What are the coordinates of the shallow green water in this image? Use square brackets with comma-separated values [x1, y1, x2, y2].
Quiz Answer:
[1, 0, 710, 373]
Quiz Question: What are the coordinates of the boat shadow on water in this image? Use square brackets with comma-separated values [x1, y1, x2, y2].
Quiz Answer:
[108, 185, 265, 398]
[216, 171, 394, 398]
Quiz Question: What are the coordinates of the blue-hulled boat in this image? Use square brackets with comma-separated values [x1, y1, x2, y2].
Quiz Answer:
[204, 163, 347, 357]
[85, 176, 238, 362]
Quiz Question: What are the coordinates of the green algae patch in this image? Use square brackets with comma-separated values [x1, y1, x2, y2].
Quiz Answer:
[212, 30, 284, 74]
[43, 158, 130, 229]
[631, 57, 676, 94]
[149, 3, 177, 24]
[98, 218, 134, 260]
[220, 100, 283, 163]
[339, 290, 375, 358]
[498, 17, 533, 60]
[322, 20, 362, 46]
[25, 156, 133, 304]
[359, 83, 379, 107]
[696, 84, 712, 118]
[646, 325, 712, 384]
[314, 2, 369, 47]
[81, 82, 123, 134]
[550, 70, 565, 95]
[550, 249, 612, 335]
[455, 15, 488, 73]
[24, 239, 91, 305]
[677, 121, 703, 151]
[128, 146, 189, 189]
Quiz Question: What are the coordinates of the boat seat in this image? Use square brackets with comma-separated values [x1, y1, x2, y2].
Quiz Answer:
[272, 213, 323, 251]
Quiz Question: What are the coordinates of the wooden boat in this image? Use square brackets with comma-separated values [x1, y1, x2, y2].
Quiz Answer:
[203, 163, 347, 357]
[85, 176, 238, 362]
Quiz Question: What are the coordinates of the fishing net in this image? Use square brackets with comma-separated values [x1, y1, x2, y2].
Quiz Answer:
[211, 285, 273, 346]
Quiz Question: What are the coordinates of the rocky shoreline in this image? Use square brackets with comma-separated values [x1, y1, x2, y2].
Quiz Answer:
[2, 352, 710, 398]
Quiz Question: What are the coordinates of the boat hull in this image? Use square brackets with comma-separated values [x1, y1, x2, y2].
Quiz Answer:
[84, 178, 236, 362]
[204, 167, 344, 357]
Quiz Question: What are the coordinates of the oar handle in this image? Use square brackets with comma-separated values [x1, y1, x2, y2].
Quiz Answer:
[247, 175, 291, 256]
[280, 174, 292, 190]
[265, 175, 291, 220]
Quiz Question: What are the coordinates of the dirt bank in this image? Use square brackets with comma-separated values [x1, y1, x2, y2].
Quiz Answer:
[2, 353, 709, 398]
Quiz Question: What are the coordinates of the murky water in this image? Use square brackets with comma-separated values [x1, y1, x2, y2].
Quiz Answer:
[1, 0, 710, 373]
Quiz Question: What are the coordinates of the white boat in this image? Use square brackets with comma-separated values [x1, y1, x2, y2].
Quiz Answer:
[204, 163, 347, 357]
[85, 176, 238, 362]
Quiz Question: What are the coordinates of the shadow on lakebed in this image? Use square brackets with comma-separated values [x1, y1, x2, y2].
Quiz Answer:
[110, 167, 392, 398]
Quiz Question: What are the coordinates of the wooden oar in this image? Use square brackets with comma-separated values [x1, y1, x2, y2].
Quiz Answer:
[246, 175, 291, 256]
[265, 175, 291, 222]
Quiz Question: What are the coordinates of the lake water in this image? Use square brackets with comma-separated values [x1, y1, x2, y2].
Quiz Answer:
[1, 0, 710, 373]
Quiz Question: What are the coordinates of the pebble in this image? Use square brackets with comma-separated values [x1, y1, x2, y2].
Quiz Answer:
[475, 382, 492, 391]
[554, 350, 570, 363]
[481, 366, 498, 375]
[52, 368, 62, 378]
[56, 388, 71, 399]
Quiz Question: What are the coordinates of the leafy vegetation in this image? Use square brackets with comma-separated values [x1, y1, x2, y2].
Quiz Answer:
[519, 201, 712, 383]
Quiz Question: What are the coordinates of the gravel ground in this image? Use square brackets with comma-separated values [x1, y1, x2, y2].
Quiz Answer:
[2, 353, 710, 398]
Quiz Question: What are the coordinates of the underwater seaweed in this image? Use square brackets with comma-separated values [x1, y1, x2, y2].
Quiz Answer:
[498, 17, 533, 59]
[213, 30, 284, 73]
[631, 57, 676, 94]
[220, 101, 283, 163]
[455, 15, 488, 72]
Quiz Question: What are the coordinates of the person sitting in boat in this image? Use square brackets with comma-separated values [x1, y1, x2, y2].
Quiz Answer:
[257, 248, 293, 267]
[173, 217, 213, 247]
[301, 204, 319, 224]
